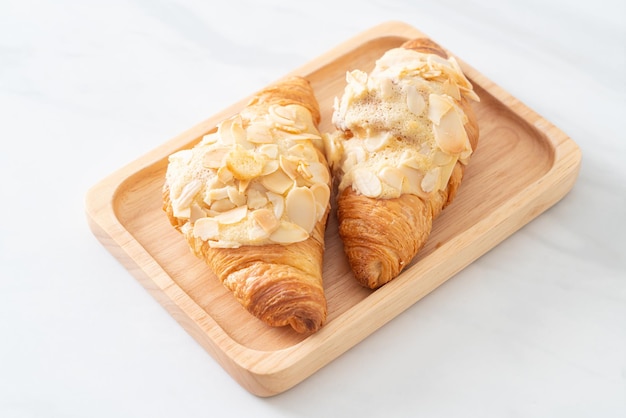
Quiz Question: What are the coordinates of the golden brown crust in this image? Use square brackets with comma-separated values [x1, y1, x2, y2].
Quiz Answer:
[163, 76, 328, 333]
[336, 39, 479, 289]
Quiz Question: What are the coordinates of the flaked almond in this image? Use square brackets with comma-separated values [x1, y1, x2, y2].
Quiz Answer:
[305, 161, 330, 185]
[247, 188, 268, 210]
[203, 146, 230, 169]
[378, 166, 405, 192]
[279, 155, 300, 180]
[190, 202, 207, 223]
[421, 167, 441, 193]
[210, 198, 236, 212]
[238, 179, 250, 193]
[207, 186, 229, 202]
[398, 165, 427, 197]
[193, 217, 219, 241]
[227, 186, 246, 206]
[364, 132, 391, 152]
[443, 79, 461, 101]
[288, 143, 318, 162]
[310, 183, 330, 220]
[230, 116, 253, 149]
[352, 168, 382, 198]
[226, 146, 265, 180]
[268, 104, 296, 126]
[428, 94, 453, 125]
[343, 146, 366, 171]
[174, 179, 203, 212]
[214, 205, 247, 225]
[261, 159, 279, 176]
[439, 157, 458, 189]
[216, 166, 234, 184]
[286, 186, 317, 233]
[246, 122, 274, 144]
[433, 108, 469, 154]
[269, 221, 309, 244]
[168, 149, 193, 165]
[251, 208, 279, 233]
[267, 191, 285, 219]
[400, 151, 428, 171]
[261, 168, 293, 194]
[258, 143, 278, 159]
[200, 133, 218, 146]
[433, 150, 454, 166]
[406, 86, 426, 115]
[379, 77, 394, 99]
[217, 118, 236, 145]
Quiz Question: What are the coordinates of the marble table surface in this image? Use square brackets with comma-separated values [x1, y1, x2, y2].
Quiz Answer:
[1, 0, 624, 416]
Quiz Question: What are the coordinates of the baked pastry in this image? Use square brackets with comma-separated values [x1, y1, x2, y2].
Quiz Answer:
[325, 38, 480, 289]
[163, 76, 331, 333]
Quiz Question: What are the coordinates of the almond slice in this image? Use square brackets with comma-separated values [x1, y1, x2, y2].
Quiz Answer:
[168, 149, 193, 165]
[200, 133, 219, 146]
[421, 167, 441, 193]
[203, 147, 230, 169]
[210, 198, 236, 212]
[310, 183, 330, 221]
[246, 188, 268, 210]
[193, 217, 219, 241]
[352, 168, 382, 198]
[364, 132, 391, 152]
[251, 208, 280, 233]
[216, 166, 234, 184]
[227, 186, 246, 206]
[214, 205, 248, 225]
[378, 77, 394, 99]
[269, 221, 309, 244]
[428, 94, 453, 125]
[258, 144, 279, 159]
[230, 116, 253, 149]
[261, 169, 294, 195]
[266, 191, 285, 219]
[406, 86, 426, 115]
[246, 122, 274, 144]
[306, 161, 330, 185]
[398, 165, 427, 197]
[269, 104, 296, 126]
[433, 108, 469, 154]
[174, 179, 203, 213]
[378, 166, 405, 192]
[285, 186, 317, 233]
[288, 143, 318, 162]
[207, 186, 229, 202]
[261, 159, 279, 176]
[279, 155, 300, 180]
[190, 202, 207, 223]
[439, 157, 458, 189]
[217, 118, 235, 145]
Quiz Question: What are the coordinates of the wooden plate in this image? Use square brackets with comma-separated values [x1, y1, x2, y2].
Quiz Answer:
[85, 21, 581, 396]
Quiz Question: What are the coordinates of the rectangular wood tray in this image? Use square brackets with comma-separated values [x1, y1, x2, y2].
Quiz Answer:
[85, 21, 581, 397]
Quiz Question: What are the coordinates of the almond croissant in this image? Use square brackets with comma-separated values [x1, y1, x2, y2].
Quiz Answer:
[163, 76, 330, 333]
[325, 38, 480, 289]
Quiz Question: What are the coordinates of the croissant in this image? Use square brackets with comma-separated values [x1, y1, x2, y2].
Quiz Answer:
[162, 76, 331, 333]
[325, 38, 480, 289]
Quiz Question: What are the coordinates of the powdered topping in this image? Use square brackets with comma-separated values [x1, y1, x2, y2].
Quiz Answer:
[165, 103, 330, 248]
[325, 47, 479, 199]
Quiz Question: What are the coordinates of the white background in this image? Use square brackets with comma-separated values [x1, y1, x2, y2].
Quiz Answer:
[1, 0, 625, 417]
